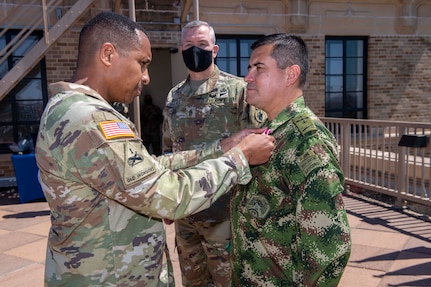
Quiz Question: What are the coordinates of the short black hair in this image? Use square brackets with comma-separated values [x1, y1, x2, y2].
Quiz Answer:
[78, 11, 148, 59]
[251, 33, 309, 87]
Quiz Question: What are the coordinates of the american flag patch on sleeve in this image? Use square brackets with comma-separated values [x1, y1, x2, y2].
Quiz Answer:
[99, 121, 135, 140]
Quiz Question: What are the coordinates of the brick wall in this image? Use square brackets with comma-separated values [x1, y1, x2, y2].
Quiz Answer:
[0, 155, 14, 177]
[45, 29, 79, 84]
[43, 29, 181, 85]
[368, 36, 431, 122]
[147, 31, 181, 48]
[303, 35, 326, 117]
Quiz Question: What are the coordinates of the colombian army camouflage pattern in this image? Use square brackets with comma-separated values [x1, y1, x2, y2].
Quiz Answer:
[36, 81, 252, 287]
[230, 96, 352, 287]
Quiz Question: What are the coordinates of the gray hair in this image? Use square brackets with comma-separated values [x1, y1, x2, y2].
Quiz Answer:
[181, 20, 216, 45]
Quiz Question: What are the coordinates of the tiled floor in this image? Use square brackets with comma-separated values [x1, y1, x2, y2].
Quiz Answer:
[1, 189, 430, 287]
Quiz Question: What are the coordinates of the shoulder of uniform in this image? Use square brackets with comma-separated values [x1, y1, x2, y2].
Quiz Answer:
[216, 69, 243, 81]
[167, 79, 188, 98]
[292, 113, 318, 136]
[173, 79, 187, 90]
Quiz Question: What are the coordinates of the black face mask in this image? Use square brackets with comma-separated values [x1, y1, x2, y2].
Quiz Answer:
[182, 46, 213, 72]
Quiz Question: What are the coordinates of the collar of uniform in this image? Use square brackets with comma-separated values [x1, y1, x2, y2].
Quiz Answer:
[180, 65, 221, 96]
[49, 81, 107, 103]
[266, 95, 306, 135]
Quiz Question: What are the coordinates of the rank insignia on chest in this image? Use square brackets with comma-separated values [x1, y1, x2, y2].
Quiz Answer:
[206, 88, 228, 104]
[99, 121, 135, 140]
[209, 88, 218, 98]
[292, 114, 317, 135]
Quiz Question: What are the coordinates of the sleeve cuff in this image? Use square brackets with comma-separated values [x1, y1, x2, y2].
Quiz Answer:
[198, 138, 224, 160]
[223, 147, 252, 184]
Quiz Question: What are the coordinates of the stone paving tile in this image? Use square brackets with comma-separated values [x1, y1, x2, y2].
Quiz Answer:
[4, 238, 47, 263]
[0, 231, 44, 252]
[351, 228, 410, 249]
[388, 250, 431, 276]
[0, 253, 36, 276]
[0, 212, 50, 231]
[0, 201, 49, 213]
[0, 209, 15, 219]
[339, 266, 384, 287]
[0, 263, 44, 287]
[354, 219, 399, 233]
[348, 244, 399, 272]
[346, 213, 362, 228]
[403, 237, 431, 251]
[376, 275, 431, 287]
[18, 220, 50, 237]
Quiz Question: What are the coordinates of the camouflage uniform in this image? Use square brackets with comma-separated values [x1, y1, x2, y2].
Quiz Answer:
[162, 66, 265, 286]
[231, 96, 352, 287]
[36, 82, 253, 287]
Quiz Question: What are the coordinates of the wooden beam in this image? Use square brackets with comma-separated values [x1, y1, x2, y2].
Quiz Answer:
[114, 0, 121, 13]
[181, 0, 192, 23]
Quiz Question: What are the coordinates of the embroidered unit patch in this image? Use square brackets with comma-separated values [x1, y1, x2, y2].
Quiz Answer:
[99, 121, 135, 140]
[124, 141, 156, 186]
[298, 149, 323, 177]
[247, 194, 270, 219]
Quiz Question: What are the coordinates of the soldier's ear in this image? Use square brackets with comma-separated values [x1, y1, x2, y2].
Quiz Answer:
[212, 44, 219, 58]
[100, 43, 115, 66]
[286, 65, 300, 85]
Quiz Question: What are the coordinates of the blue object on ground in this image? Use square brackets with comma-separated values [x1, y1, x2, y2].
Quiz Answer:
[11, 154, 45, 203]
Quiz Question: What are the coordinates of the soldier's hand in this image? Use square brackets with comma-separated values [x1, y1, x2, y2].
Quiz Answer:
[235, 133, 275, 165]
[220, 128, 267, 153]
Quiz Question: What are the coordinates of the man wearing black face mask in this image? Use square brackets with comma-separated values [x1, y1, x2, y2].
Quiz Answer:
[162, 20, 266, 287]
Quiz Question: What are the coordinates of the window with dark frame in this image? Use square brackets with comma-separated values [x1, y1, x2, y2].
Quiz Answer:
[215, 36, 262, 77]
[325, 36, 368, 119]
[0, 30, 48, 146]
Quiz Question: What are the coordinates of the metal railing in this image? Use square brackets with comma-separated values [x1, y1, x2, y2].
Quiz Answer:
[321, 117, 431, 207]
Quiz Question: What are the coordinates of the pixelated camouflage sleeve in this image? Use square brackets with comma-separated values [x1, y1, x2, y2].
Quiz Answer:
[292, 138, 351, 286]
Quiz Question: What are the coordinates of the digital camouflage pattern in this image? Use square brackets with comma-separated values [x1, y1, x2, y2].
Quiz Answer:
[231, 96, 352, 287]
[162, 66, 266, 286]
[36, 81, 253, 287]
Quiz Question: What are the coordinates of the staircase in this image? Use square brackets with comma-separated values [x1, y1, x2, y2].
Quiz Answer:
[122, 0, 183, 32]
[0, 0, 189, 102]
[0, 0, 96, 102]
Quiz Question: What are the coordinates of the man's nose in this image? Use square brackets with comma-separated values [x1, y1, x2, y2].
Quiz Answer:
[244, 71, 252, 83]
[142, 71, 150, 85]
